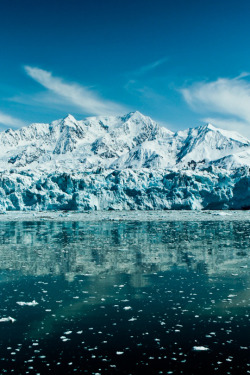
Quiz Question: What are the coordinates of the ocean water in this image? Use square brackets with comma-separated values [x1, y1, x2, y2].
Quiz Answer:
[0, 219, 249, 374]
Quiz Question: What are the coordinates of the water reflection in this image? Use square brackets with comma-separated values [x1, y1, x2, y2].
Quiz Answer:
[0, 220, 249, 279]
[0, 220, 249, 374]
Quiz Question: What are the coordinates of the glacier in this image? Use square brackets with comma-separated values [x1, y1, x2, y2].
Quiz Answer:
[0, 167, 250, 211]
[0, 111, 249, 211]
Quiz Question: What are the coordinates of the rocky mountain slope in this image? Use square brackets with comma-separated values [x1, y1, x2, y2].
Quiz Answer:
[0, 111, 249, 211]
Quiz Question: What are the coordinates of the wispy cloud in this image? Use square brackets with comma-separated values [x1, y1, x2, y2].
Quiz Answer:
[181, 75, 250, 137]
[24, 66, 127, 116]
[0, 111, 26, 129]
[131, 57, 168, 77]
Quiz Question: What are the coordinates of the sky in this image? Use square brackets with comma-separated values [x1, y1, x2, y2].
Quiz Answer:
[1, 0, 250, 136]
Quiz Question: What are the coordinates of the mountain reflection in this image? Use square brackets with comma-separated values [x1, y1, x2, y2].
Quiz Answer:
[0, 220, 249, 279]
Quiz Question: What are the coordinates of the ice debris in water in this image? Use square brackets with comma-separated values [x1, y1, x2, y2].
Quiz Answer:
[64, 331, 72, 335]
[16, 300, 38, 306]
[192, 346, 210, 351]
[123, 306, 132, 310]
[212, 212, 232, 216]
[0, 316, 16, 323]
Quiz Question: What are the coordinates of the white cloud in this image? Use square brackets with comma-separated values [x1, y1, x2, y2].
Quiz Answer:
[181, 75, 250, 137]
[0, 111, 26, 129]
[24, 66, 127, 116]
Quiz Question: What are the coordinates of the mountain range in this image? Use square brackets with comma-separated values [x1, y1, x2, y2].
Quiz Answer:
[1, 111, 250, 172]
[0, 111, 249, 211]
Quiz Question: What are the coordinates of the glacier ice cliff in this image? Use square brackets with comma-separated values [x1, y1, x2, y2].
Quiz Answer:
[0, 111, 249, 211]
[0, 168, 249, 211]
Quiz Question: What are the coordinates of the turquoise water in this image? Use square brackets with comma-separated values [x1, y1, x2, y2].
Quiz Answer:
[0, 220, 249, 374]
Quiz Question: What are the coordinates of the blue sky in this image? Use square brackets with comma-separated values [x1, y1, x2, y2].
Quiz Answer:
[1, 0, 250, 136]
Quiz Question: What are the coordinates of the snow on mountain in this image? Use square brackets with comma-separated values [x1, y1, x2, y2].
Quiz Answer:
[0, 111, 173, 171]
[176, 123, 250, 166]
[0, 111, 249, 172]
[212, 149, 250, 170]
[0, 111, 249, 211]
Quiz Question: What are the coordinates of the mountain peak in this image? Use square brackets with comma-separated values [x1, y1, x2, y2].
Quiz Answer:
[122, 111, 146, 122]
[130, 110, 144, 117]
[0, 112, 249, 172]
[201, 122, 250, 144]
[206, 123, 217, 131]
[63, 114, 77, 123]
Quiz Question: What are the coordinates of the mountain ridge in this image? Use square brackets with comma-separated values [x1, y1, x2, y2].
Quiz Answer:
[0, 112, 249, 211]
[0, 111, 249, 172]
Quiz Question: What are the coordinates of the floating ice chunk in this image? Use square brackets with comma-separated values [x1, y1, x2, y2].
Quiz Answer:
[116, 351, 124, 355]
[0, 316, 16, 323]
[213, 212, 232, 216]
[16, 300, 38, 306]
[192, 346, 209, 351]
[123, 306, 132, 310]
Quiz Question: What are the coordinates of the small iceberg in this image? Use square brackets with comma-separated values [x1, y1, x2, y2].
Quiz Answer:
[192, 346, 209, 351]
[16, 300, 38, 306]
[0, 316, 16, 323]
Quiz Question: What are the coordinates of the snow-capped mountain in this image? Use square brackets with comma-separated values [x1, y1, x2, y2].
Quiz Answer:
[0, 111, 250, 211]
[176, 123, 250, 166]
[0, 111, 249, 172]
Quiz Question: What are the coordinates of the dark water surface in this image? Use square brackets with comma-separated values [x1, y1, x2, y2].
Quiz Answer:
[0, 220, 249, 374]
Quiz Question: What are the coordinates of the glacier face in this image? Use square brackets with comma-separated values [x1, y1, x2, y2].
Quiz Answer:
[0, 111, 249, 211]
[0, 168, 249, 211]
